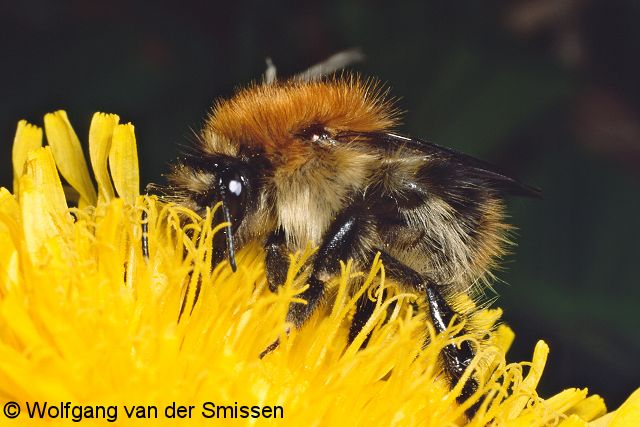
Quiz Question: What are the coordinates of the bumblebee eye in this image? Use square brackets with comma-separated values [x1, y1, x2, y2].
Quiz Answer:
[217, 168, 249, 227]
[206, 161, 254, 274]
[296, 124, 330, 142]
[228, 178, 242, 196]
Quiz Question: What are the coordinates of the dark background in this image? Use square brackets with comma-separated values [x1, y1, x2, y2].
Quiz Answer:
[2, 0, 639, 408]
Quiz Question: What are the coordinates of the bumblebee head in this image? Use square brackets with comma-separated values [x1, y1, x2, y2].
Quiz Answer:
[167, 151, 263, 272]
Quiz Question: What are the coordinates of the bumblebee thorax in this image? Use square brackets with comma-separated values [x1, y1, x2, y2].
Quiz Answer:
[200, 76, 398, 164]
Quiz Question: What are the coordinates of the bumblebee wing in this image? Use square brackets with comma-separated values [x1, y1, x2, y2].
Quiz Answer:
[342, 131, 541, 198]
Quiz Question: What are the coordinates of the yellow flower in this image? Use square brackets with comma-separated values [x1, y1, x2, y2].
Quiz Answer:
[0, 111, 637, 426]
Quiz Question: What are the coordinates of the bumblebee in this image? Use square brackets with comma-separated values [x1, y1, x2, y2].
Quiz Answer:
[156, 53, 538, 405]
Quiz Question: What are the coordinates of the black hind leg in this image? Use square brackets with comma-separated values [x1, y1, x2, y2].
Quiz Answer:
[348, 291, 378, 347]
[425, 286, 479, 409]
[372, 251, 479, 415]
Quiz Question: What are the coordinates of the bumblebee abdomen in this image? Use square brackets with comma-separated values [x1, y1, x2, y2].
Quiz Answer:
[366, 153, 513, 293]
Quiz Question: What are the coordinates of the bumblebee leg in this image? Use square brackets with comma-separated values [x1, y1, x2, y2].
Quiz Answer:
[374, 251, 479, 414]
[425, 285, 479, 413]
[269, 202, 377, 330]
[141, 185, 155, 261]
[141, 210, 149, 259]
[287, 207, 373, 327]
[257, 229, 289, 358]
[262, 206, 377, 352]
[348, 291, 378, 346]
[264, 218, 356, 325]
[265, 224, 336, 326]
[348, 288, 399, 349]
[262, 205, 374, 350]
[265, 228, 289, 293]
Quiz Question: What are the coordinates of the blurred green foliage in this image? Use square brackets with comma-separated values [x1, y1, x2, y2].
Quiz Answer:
[1, 0, 638, 407]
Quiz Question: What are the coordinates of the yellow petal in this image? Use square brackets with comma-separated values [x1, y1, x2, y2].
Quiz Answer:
[590, 413, 615, 427]
[494, 324, 516, 354]
[0, 235, 19, 295]
[559, 414, 589, 427]
[508, 388, 588, 427]
[0, 189, 20, 294]
[89, 112, 119, 203]
[44, 110, 97, 206]
[566, 394, 607, 422]
[0, 192, 20, 298]
[546, 388, 590, 415]
[11, 120, 42, 194]
[109, 123, 140, 205]
[20, 147, 71, 260]
[0, 187, 19, 222]
[599, 387, 640, 427]
[24, 147, 68, 216]
[507, 340, 550, 420]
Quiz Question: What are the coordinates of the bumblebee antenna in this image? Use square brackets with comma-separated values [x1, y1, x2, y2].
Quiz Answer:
[264, 57, 277, 84]
[264, 49, 365, 84]
[216, 187, 238, 272]
[294, 49, 365, 81]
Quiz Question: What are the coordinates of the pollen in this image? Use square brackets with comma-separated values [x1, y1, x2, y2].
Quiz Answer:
[0, 111, 637, 426]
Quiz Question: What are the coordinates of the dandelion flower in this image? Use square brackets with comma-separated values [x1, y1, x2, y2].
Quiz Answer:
[0, 111, 637, 426]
